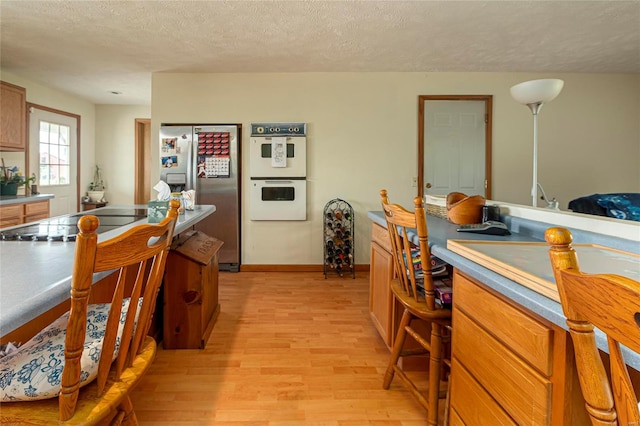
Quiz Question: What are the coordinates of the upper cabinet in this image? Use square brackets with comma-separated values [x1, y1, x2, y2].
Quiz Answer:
[0, 81, 27, 151]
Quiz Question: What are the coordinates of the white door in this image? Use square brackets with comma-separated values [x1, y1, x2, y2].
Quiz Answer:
[29, 107, 78, 217]
[424, 100, 486, 196]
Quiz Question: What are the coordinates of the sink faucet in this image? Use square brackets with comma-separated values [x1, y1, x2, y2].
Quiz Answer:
[537, 183, 559, 209]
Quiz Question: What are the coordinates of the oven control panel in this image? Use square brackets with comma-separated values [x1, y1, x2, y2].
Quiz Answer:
[251, 122, 306, 137]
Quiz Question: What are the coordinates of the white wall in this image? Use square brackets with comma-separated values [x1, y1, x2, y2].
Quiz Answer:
[0, 69, 96, 201]
[152, 72, 640, 266]
[95, 105, 150, 204]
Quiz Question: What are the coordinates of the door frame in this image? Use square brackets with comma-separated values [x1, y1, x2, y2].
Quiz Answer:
[26, 103, 81, 212]
[418, 95, 493, 199]
[134, 118, 151, 203]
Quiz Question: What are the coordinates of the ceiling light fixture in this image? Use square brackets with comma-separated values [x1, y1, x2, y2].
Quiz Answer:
[510, 79, 564, 207]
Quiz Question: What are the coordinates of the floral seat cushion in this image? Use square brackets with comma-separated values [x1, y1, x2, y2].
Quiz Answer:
[0, 299, 137, 402]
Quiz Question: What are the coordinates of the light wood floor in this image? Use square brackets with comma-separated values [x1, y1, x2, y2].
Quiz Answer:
[130, 271, 433, 425]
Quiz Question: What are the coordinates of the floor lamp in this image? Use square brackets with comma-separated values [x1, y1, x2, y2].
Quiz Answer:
[510, 79, 564, 207]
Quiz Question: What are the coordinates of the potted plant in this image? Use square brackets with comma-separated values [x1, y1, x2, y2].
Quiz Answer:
[0, 159, 35, 196]
[87, 165, 106, 202]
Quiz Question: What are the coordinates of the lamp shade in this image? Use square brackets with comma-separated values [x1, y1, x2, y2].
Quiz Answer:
[510, 79, 564, 105]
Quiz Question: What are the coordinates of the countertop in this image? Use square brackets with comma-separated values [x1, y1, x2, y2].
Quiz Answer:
[0, 204, 216, 336]
[0, 194, 54, 205]
[368, 210, 640, 370]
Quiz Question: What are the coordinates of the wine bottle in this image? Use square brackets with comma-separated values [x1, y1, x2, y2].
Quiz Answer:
[335, 210, 343, 220]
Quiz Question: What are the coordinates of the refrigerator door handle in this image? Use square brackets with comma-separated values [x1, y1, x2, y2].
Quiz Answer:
[186, 139, 194, 190]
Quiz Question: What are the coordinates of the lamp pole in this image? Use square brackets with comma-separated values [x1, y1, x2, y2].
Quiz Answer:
[527, 102, 543, 207]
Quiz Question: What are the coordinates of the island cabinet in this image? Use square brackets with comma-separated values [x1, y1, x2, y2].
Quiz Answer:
[449, 269, 589, 425]
[163, 231, 223, 349]
[0, 81, 27, 151]
[0, 199, 49, 228]
[369, 222, 395, 348]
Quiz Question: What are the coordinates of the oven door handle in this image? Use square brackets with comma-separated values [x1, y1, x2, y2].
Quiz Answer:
[263, 180, 295, 185]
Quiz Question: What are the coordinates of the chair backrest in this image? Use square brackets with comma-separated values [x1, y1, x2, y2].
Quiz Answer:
[546, 227, 640, 426]
[59, 200, 179, 421]
[380, 189, 438, 310]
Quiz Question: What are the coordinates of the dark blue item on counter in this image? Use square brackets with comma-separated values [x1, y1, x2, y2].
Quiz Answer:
[568, 193, 640, 222]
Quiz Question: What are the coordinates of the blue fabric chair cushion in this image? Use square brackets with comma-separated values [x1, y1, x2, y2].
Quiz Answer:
[0, 298, 137, 402]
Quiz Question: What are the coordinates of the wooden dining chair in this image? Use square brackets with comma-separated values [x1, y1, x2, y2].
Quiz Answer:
[546, 226, 640, 426]
[0, 200, 179, 425]
[380, 189, 452, 426]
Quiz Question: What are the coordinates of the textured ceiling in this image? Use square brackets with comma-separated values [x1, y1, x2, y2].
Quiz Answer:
[1, 0, 639, 105]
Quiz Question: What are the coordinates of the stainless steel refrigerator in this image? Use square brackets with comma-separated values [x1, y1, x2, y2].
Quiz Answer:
[159, 123, 241, 271]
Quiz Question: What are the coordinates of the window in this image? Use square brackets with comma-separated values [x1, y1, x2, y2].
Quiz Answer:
[38, 120, 70, 186]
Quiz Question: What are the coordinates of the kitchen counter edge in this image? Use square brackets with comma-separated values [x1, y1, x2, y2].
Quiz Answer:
[0, 194, 54, 206]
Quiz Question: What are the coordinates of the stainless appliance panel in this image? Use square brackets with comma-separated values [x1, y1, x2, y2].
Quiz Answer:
[159, 125, 193, 188]
[193, 125, 240, 270]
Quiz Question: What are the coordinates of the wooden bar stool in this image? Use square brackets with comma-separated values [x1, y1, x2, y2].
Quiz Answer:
[546, 226, 640, 425]
[380, 189, 452, 426]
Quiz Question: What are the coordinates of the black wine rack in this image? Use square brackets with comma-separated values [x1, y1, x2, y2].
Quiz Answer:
[323, 198, 355, 279]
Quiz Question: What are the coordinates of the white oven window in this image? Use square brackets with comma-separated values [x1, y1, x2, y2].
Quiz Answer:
[260, 143, 295, 158]
[262, 186, 295, 201]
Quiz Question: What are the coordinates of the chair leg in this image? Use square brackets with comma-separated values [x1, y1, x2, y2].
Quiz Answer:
[383, 308, 412, 389]
[427, 322, 444, 426]
[117, 396, 139, 426]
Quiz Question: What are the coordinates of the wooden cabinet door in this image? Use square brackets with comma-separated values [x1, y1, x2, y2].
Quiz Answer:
[0, 204, 23, 228]
[24, 200, 50, 223]
[369, 240, 394, 347]
[0, 81, 26, 151]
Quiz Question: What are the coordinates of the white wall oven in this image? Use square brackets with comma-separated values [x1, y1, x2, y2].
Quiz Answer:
[249, 123, 307, 221]
[250, 179, 306, 220]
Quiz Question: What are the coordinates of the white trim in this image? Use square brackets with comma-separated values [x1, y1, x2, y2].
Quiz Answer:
[492, 202, 640, 242]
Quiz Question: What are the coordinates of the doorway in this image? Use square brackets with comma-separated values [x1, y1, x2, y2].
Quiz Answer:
[418, 95, 493, 199]
[28, 104, 80, 215]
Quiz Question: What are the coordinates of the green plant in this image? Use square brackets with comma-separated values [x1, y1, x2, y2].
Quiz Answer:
[89, 165, 105, 191]
[0, 158, 34, 187]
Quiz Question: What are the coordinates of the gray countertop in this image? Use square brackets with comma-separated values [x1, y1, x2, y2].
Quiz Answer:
[368, 210, 640, 370]
[0, 204, 215, 337]
[0, 194, 54, 206]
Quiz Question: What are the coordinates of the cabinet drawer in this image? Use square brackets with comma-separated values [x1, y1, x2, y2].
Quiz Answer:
[371, 222, 392, 253]
[25, 200, 49, 216]
[453, 270, 553, 375]
[0, 217, 22, 228]
[450, 357, 517, 425]
[0, 204, 23, 219]
[453, 307, 551, 425]
[25, 213, 49, 223]
[0, 205, 23, 228]
[448, 408, 465, 426]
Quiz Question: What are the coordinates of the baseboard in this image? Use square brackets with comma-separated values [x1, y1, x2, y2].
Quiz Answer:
[239, 264, 370, 273]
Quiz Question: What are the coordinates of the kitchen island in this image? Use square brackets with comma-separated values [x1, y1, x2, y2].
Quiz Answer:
[368, 206, 640, 424]
[0, 204, 215, 340]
